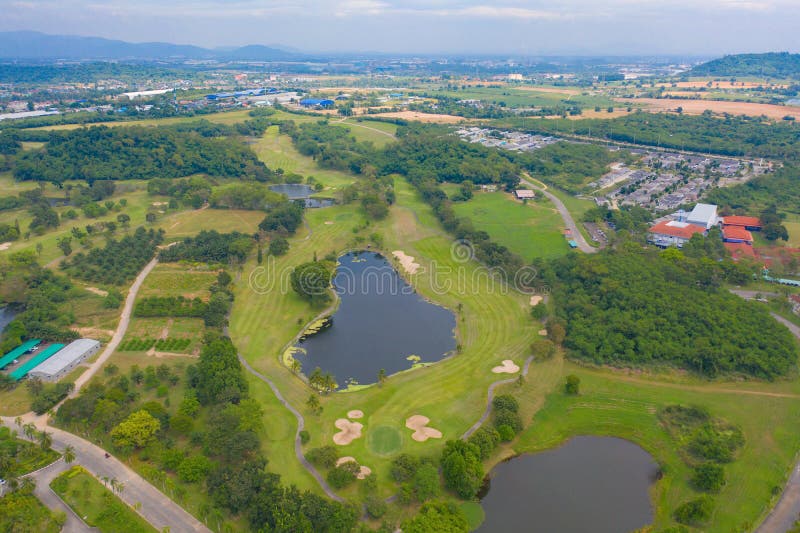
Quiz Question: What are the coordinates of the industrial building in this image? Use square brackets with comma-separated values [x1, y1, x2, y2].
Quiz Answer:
[299, 98, 334, 108]
[10, 343, 65, 382]
[686, 203, 719, 229]
[0, 339, 41, 370]
[28, 338, 101, 382]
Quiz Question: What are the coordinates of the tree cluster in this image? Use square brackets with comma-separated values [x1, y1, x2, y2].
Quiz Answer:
[159, 230, 253, 264]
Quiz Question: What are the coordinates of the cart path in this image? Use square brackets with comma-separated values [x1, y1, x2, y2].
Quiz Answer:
[462, 356, 534, 440]
[23, 458, 94, 532]
[237, 355, 344, 502]
[518, 174, 597, 253]
[333, 118, 396, 139]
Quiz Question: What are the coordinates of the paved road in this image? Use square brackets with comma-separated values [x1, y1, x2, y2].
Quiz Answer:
[730, 289, 780, 300]
[754, 310, 800, 532]
[4, 415, 211, 532]
[519, 175, 597, 254]
[24, 458, 94, 532]
[69, 257, 159, 397]
[461, 356, 534, 440]
[237, 355, 344, 502]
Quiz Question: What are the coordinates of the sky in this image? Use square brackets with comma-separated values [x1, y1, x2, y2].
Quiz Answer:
[1, 0, 799, 55]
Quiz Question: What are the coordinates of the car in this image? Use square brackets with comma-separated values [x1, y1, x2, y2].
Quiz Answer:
[11, 359, 18, 365]
[0, 479, 6, 485]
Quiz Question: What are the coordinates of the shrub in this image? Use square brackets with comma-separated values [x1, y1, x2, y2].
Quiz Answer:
[674, 495, 714, 526]
[691, 463, 726, 493]
[178, 455, 213, 483]
[299, 430, 310, 445]
[497, 425, 516, 442]
[493, 408, 522, 433]
[327, 461, 359, 489]
[306, 446, 339, 469]
[468, 427, 500, 460]
[565, 374, 580, 395]
[492, 394, 519, 413]
[390, 453, 420, 483]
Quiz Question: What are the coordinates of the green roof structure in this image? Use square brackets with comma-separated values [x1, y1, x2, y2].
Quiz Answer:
[0, 339, 42, 370]
[10, 343, 64, 381]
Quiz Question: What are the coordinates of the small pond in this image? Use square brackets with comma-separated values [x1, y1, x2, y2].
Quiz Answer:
[0, 306, 18, 340]
[293, 251, 456, 389]
[269, 184, 334, 208]
[478, 436, 659, 533]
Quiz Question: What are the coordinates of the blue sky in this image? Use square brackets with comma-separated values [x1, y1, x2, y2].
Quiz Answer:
[1, 0, 799, 55]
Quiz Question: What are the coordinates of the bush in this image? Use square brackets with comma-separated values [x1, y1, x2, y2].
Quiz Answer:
[493, 408, 522, 433]
[299, 430, 310, 445]
[691, 463, 726, 493]
[327, 461, 359, 489]
[269, 236, 290, 256]
[492, 394, 519, 413]
[390, 453, 420, 483]
[497, 425, 516, 442]
[565, 374, 580, 395]
[365, 495, 388, 518]
[306, 446, 339, 469]
[178, 454, 213, 483]
[674, 495, 714, 526]
[688, 423, 744, 463]
[468, 427, 500, 460]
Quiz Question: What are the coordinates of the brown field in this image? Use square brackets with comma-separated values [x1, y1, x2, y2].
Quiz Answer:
[371, 111, 467, 123]
[518, 86, 583, 96]
[656, 81, 787, 89]
[617, 97, 800, 120]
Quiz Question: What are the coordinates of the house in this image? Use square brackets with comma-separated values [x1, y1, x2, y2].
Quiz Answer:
[514, 190, 535, 200]
[722, 226, 754, 245]
[648, 220, 706, 248]
[686, 203, 719, 229]
[299, 98, 335, 108]
[721, 216, 762, 231]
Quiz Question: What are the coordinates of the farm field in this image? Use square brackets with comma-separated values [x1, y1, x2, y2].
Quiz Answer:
[621, 97, 800, 120]
[451, 191, 569, 260]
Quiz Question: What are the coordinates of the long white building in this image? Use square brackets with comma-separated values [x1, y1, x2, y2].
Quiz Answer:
[28, 338, 100, 382]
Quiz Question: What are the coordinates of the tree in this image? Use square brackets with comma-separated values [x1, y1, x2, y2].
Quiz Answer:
[691, 463, 725, 493]
[268, 236, 289, 256]
[110, 410, 161, 449]
[63, 445, 76, 465]
[401, 501, 469, 533]
[674, 495, 714, 526]
[565, 374, 581, 395]
[56, 236, 72, 256]
[117, 213, 131, 228]
[306, 393, 321, 414]
[38, 431, 52, 451]
[378, 368, 387, 387]
[290, 261, 332, 304]
[441, 440, 483, 499]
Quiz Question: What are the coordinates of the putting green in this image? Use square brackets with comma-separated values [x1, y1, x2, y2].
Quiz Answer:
[368, 425, 403, 456]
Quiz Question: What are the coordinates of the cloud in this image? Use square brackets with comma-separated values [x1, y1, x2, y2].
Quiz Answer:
[335, 0, 390, 16]
[455, 5, 565, 19]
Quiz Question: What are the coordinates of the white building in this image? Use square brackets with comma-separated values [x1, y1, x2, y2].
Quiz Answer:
[686, 203, 719, 229]
[515, 189, 536, 200]
[28, 338, 100, 382]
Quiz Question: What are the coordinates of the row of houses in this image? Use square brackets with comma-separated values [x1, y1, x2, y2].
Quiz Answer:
[647, 203, 762, 257]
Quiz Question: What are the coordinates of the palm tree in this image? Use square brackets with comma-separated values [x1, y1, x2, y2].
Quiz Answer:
[377, 368, 387, 387]
[14, 416, 21, 428]
[306, 393, 321, 414]
[22, 423, 36, 440]
[63, 445, 76, 465]
[38, 431, 52, 451]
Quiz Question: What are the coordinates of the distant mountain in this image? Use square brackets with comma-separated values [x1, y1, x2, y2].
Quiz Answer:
[689, 52, 800, 79]
[0, 31, 302, 61]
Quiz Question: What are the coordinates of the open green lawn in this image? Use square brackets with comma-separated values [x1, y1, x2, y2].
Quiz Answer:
[452, 191, 569, 260]
[330, 119, 398, 147]
[51, 466, 156, 533]
[138, 264, 217, 300]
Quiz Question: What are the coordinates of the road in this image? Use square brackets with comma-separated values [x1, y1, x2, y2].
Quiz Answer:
[24, 458, 94, 532]
[4, 414, 211, 532]
[237, 355, 344, 502]
[518, 175, 597, 254]
[462, 356, 534, 440]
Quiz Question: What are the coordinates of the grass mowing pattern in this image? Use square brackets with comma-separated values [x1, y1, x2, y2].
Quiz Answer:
[367, 425, 403, 456]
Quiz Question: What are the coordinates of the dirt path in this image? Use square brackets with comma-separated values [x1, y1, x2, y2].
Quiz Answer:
[237, 355, 344, 502]
[462, 356, 534, 440]
[518, 174, 597, 254]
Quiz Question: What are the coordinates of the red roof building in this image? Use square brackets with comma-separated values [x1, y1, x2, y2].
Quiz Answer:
[721, 216, 762, 230]
[724, 242, 757, 260]
[722, 226, 754, 244]
[648, 220, 706, 248]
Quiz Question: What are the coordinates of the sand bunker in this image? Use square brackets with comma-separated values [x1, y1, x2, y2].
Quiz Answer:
[335, 456, 372, 479]
[324, 221, 334, 225]
[530, 295, 542, 306]
[492, 359, 520, 374]
[347, 410, 364, 419]
[0, 242, 12, 251]
[538, 329, 548, 336]
[85, 287, 109, 297]
[405, 415, 443, 442]
[333, 418, 363, 445]
[392, 250, 420, 275]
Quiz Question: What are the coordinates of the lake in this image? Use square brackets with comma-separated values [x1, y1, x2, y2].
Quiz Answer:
[269, 184, 334, 208]
[294, 251, 456, 389]
[478, 436, 659, 533]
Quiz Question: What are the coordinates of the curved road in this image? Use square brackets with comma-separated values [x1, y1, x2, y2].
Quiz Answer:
[461, 356, 534, 440]
[237, 355, 343, 502]
[4, 415, 210, 532]
[519, 175, 597, 254]
[24, 458, 94, 532]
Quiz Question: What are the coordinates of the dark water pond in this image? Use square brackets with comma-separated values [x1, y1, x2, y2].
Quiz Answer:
[294, 251, 456, 389]
[269, 184, 334, 208]
[0, 306, 18, 339]
[478, 436, 659, 533]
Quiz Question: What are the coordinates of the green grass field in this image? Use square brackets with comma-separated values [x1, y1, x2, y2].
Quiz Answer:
[51, 466, 156, 533]
[452, 191, 569, 260]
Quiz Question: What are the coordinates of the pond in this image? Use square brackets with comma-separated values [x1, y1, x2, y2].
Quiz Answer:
[478, 436, 659, 533]
[293, 251, 456, 389]
[269, 184, 334, 208]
